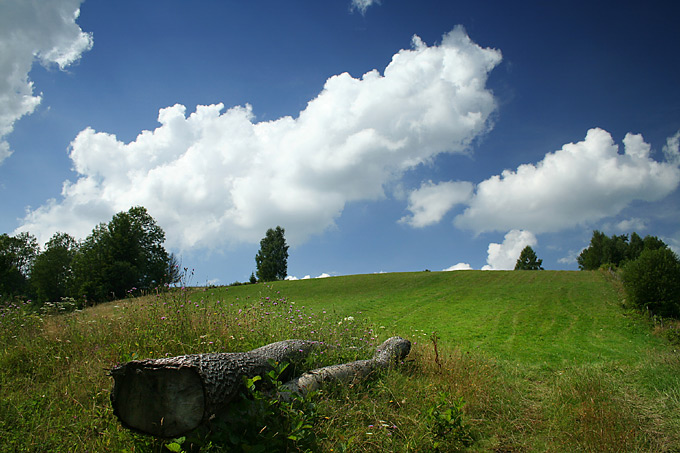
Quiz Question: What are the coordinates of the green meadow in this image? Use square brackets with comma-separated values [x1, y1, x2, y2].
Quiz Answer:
[247, 270, 660, 366]
[2, 270, 679, 451]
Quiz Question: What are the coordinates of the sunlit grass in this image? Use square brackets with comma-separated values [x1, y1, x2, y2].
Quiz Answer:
[1, 270, 679, 451]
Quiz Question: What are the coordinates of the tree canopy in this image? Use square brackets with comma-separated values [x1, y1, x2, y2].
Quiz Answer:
[514, 245, 544, 270]
[255, 226, 289, 282]
[622, 247, 680, 318]
[0, 232, 39, 298]
[30, 232, 78, 304]
[577, 230, 668, 270]
[72, 206, 172, 301]
[1, 206, 178, 306]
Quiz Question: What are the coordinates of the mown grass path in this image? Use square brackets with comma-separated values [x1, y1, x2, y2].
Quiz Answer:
[221, 270, 663, 368]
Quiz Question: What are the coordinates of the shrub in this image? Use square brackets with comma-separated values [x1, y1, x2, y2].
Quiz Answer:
[622, 248, 680, 318]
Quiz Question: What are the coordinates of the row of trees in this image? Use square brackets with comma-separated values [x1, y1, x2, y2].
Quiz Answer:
[578, 230, 680, 318]
[577, 230, 667, 270]
[0, 206, 180, 307]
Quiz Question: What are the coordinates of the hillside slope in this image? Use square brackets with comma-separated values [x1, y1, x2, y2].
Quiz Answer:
[216, 270, 663, 367]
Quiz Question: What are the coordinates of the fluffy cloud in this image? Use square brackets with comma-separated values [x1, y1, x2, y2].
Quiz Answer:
[611, 217, 648, 233]
[455, 128, 680, 234]
[558, 250, 580, 266]
[0, 0, 92, 164]
[664, 131, 680, 166]
[399, 180, 473, 227]
[18, 27, 501, 249]
[350, 0, 380, 14]
[443, 262, 472, 271]
[482, 229, 536, 270]
[285, 272, 331, 281]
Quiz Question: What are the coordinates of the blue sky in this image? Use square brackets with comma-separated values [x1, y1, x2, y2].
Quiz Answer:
[1, 0, 679, 284]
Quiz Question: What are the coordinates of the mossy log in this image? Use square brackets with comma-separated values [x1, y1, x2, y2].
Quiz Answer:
[109, 337, 411, 438]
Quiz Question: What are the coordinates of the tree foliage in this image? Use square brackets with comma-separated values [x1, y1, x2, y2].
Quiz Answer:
[577, 230, 667, 270]
[72, 206, 171, 301]
[0, 232, 39, 297]
[515, 246, 544, 270]
[2, 206, 176, 306]
[578, 230, 680, 318]
[621, 247, 680, 318]
[255, 226, 289, 282]
[30, 232, 78, 304]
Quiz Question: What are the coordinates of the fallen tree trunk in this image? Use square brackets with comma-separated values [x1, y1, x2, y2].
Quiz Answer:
[109, 336, 411, 438]
[281, 336, 411, 397]
[109, 339, 318, 438]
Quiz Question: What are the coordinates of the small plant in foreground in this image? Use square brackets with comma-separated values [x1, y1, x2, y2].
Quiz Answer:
[426, 392, 472, 451]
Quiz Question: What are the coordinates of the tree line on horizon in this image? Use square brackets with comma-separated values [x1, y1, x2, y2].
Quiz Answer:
[0, 206, 180, 308]
[3, 208, 678, 320]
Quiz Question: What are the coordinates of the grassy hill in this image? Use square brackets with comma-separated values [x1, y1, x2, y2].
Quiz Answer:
[222, 270, 663, 366]
[1, 270, 679, 451]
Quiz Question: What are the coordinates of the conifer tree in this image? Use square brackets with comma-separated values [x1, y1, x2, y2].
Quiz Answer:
[515, 245, 544, 270]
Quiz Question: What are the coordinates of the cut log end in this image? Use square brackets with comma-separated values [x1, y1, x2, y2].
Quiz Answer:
[110, 364, 204, 438]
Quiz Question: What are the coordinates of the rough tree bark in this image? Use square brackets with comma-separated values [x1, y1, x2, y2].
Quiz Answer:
[109, 339, 318, 437]
[281, 336, 412, 396]
[109, 336, 410, 438]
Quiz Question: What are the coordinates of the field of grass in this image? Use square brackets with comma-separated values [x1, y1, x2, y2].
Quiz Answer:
[230, 270, 663, 367]
[1, 270, 679, 451]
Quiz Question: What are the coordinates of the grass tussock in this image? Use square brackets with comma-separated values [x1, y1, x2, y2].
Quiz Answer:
[1, 271, 680, 451]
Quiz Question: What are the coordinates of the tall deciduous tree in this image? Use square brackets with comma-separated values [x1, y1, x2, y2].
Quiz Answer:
[30, 232, 78, 303]
[72, 206, 172, 302]
[255, 226, 289, 282]
[0, 232, 39, 298]
[514, 245, 544, 270]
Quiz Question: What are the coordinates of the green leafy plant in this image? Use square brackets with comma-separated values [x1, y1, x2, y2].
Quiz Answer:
[180, 359, 318, 452]
[426, 392, 472, 450]
[164, 436, 186, 452]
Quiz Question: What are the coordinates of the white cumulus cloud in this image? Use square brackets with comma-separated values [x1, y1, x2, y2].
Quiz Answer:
[0, 0, 92, 164]
[18, 27, 502, 249]
[455, 128, 680, 234]
[663, 131, 680, 166]
[399, 180, 473, 227]
[286, 272, 331, 281]
[482, 229, 536, 270]
[443, 262, 473, 271]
